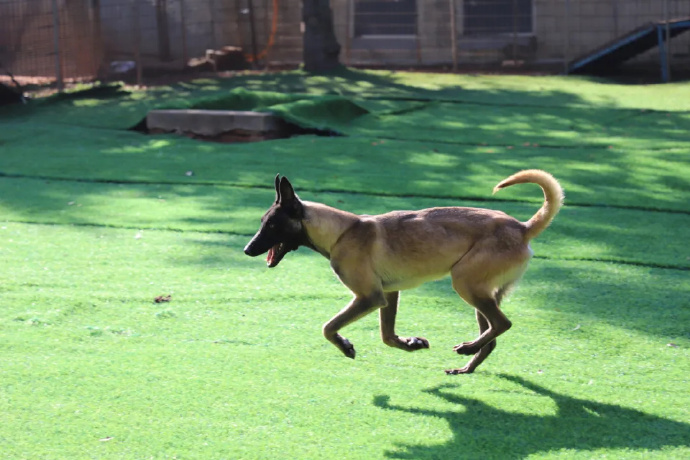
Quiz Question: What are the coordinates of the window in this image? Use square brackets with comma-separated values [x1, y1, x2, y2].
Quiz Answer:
[463, 0, 533, 36]
[354, 0, 417, 37]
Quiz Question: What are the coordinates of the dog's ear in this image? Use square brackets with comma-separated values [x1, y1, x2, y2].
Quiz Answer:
[279, 176, 297, 203]
[279, 176, 303, 217]
[274, 174, 281, 203]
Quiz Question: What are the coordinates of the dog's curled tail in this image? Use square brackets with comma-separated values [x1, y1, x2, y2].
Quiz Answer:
[493, 169, 564, 241]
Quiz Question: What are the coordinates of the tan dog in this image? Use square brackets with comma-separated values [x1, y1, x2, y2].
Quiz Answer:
[244, 170, 563, 374]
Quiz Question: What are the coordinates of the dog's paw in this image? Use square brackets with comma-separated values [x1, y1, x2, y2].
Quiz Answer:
[338, 336, 356, 359]
[445, 367, 474, 375]
[403, 336, 430, 351]
[453, 342, 481, 356]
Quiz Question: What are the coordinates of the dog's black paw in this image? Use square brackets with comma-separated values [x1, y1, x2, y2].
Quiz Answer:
[404, 336, 430, 351]
[338, 336, 356, 359]
[445, 367, 474, 375]
[453, 342, 481, 356]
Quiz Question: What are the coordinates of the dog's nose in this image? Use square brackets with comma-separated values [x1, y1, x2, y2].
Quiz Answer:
[244, 242, 258, 256]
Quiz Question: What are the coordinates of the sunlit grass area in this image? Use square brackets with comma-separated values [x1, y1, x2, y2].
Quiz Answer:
[0, 69, 688, 459]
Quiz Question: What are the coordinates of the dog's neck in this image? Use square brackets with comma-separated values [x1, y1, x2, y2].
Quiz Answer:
[301, 201, 359, 259]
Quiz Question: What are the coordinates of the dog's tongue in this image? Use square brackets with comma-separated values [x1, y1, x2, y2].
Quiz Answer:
[266, 247, 275, 267]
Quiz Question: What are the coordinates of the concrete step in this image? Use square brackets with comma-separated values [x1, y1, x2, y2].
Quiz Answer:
[146, 109, 290, 138]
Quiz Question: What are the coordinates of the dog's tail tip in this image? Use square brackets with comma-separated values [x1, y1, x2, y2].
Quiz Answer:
[492, 177, 515, 195]
[494, 169, 564, 241]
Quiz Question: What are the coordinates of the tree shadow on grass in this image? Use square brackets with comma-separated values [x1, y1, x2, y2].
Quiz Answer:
[1, 68, 687, 214]
[374, 374, 690, 459]
[184, 68, 592, 108]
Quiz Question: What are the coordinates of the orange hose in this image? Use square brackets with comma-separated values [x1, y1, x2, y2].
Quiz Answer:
[245, 0, 278, 62]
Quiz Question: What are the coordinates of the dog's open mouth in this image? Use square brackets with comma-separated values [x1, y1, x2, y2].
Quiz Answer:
[267, 243, 288, 268]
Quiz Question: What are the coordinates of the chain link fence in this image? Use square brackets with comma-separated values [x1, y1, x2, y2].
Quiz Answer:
[0, 0, 288, 88]
[1, 0, 689, 89]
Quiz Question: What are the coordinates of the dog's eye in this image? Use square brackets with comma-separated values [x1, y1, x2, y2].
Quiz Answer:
[268, 222, 276, 229]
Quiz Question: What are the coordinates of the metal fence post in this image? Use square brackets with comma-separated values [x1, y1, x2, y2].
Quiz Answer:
[180, 0, 188, 65]
[156, 0, 172, 61]
[51, 0, 64, 90]
[92, 0, 103, 81]
[450, 0, 458, 71]
[511, 0, 518, 62]
[248, 0, 259, 68]
[563, 0, 570, 73]
[664, 0, 671, 81]
[209, 0, 217, 50]
[132, 1, 143, 86]
[345, 0, 351, 66]
[657, 25, 669, 82]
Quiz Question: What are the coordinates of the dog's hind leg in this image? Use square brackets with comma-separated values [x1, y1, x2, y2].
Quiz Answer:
[446, 310, 496, 375]
[447, 264, 513, 373]
[379, 291, 430, 352]
[452, 294, 511, 356]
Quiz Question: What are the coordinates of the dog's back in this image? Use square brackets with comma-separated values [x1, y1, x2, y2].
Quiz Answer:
[334, 207, 524, 291]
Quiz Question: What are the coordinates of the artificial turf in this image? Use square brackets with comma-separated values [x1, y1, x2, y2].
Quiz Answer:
[0, 69, 688, 459]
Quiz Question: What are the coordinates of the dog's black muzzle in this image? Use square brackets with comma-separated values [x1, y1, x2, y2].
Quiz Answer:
[244, 229, 297, 268]
[244, 231, 272, 257]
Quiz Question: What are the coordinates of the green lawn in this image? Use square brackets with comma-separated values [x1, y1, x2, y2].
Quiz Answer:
[0, 69, 688, 459]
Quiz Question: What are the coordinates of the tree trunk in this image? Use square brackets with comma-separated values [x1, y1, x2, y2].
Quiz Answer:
[156, 0, 171, 61]
[302, 0, 341, 72]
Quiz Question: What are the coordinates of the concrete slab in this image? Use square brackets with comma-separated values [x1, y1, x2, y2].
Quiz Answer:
[146, 109, 289, 137]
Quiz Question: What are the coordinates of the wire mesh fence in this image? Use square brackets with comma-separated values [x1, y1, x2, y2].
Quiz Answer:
[0, 0, 290, 87]
[1, 0, 689, 89]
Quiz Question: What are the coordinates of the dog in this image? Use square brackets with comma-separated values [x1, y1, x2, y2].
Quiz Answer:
[244, 170, 563, 374]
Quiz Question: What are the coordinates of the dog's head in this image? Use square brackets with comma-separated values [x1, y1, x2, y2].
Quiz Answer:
[244, 175, 305, 268]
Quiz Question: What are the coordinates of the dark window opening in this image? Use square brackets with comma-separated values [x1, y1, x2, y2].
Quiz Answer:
[463, 0, 533, 36]
[354, 0, 417, 37]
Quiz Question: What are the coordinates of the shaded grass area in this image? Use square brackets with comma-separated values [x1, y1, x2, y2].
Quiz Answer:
[346, 102, 690, 150]
[4, 69, 690, 131]
[0, 125, 688, 212]
[2, 71, 689, 154]
[0, 70, 689, 459]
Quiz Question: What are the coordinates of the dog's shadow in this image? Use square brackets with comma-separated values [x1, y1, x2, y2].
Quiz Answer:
[374, 374, 690, 459]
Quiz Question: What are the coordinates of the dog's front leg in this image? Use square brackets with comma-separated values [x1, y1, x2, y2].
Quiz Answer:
[380, 291, 430, 352]
[322, 292, 386, 359]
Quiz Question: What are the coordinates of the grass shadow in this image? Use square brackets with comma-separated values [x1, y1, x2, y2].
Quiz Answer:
[374, 374, 690, 459]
